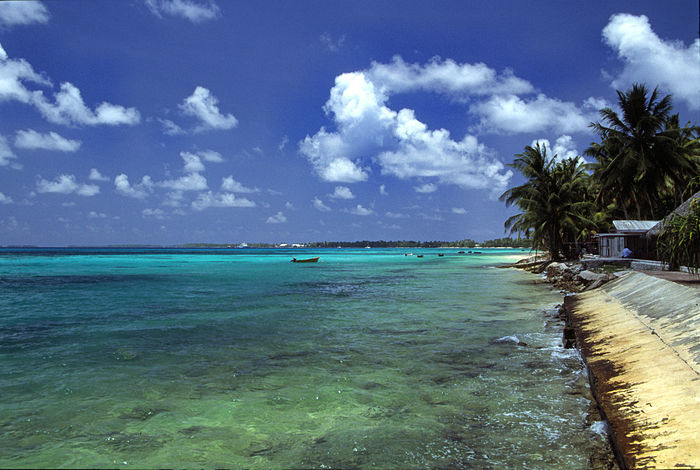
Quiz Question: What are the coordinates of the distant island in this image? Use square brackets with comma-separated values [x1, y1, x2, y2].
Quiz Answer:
[1, 238, 532, 250]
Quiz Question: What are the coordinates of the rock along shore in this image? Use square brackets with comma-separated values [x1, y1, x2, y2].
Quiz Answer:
[511, 255, 700, 469]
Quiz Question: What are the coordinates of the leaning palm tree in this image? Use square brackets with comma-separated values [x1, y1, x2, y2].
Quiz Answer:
[501, 143, 593, 260]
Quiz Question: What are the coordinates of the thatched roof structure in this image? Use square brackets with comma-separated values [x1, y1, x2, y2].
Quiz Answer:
[646, 190, 700, 237]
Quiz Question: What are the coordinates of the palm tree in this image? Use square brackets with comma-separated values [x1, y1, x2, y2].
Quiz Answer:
[586, 84, 698, 220]
[501, 144, 593, 260]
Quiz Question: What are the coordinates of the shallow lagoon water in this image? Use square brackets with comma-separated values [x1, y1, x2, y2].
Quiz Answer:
[0, 248, 600, 468]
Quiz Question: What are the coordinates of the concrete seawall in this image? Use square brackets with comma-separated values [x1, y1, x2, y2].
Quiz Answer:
[564, 272, 700, 469]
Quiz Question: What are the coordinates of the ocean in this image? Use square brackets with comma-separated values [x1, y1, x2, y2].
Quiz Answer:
[0, 248, 602, 468]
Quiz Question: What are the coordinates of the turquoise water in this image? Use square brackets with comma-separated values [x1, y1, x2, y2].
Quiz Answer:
[0, 248, 599, 468]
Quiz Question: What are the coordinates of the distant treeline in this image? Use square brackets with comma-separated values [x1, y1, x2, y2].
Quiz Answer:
[306, 238, 531, 248]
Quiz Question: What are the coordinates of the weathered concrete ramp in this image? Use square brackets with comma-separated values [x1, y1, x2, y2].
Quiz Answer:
[565, 272, 700, 469]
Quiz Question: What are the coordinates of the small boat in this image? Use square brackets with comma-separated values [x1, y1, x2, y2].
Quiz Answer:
[438, 253, 444, 257]
[292, 257, 320, 263]
[417, 254, 424, 258]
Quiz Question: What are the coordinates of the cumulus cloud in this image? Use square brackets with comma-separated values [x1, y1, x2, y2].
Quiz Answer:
[33, 82, 140, 126]
[329, 185, 355, 199]
[179, 86, 237, 132]
[89, 168, 109, 181]
[88, 211, 107, 219]
[15, 129, 81, 152]
[452, 207, 467, 214]
[367, 55, 534, 98]
[379, 184, 388, 195]
[191, 191, 255, 210]
[114, 174, 153, 199]
[530, 135, 581, 163]
[0, 1, 50, 28]
[603, 13, 700, 109]
[470, 94, 596, 134]
[159, 172, 207, 191]
[145, 0, 221, 23]
[0, 192, 13, 204]
[0, 45, 140, 126]
[312, 197, 331, 212]
[197, 149, 224, 162]
[142, 208, 166, 219]
[266, 211, 287, 224]
[180, 151, 206, 173]
[299, 63, 514, 196]
[414, 183, 437, 194]
[36, 174, 99, 196]
[349, 204, 374, 216]
[221, 176, 258, 193]
[0, 135, 18, 167]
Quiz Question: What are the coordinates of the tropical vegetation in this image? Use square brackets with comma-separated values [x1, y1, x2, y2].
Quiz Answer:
[501, 83, 700, 261]
[657, 197, 700, 274]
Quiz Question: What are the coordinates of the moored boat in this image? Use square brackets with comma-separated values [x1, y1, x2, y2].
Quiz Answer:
[292, 257, 320, 263]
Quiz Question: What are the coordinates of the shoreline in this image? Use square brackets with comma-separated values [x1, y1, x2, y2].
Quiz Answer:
[513, 256, 700, 469]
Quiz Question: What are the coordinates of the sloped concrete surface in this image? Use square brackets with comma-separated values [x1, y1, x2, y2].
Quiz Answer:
[565, 272, 700, 469]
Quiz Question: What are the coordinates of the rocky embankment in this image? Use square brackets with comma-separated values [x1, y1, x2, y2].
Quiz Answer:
[510, 255, 624, 293]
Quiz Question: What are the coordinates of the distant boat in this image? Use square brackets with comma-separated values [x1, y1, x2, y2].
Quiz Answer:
[458, 251, 465, 254]
[292, 257, 320, 263]
[417, 255, 424, 258]
[438, 253, 444, 257]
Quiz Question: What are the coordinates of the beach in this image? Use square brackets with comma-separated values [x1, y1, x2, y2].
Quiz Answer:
[1, 248, 607, 468]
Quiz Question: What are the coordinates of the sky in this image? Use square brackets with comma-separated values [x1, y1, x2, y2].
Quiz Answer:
[0, 0, 698, 246]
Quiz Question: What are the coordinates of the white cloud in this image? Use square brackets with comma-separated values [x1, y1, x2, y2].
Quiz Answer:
[531, 135, 580, 163]
[414, 183, 437, 194]
[159, 172, 207, 191]
[159, 118, 185, 135]
[300, 64, 513, 196]
[312, 197, 331, 212]
[320, 32, 346, 52]
[278, 135, 289, 151]
[379, 184, 387, 195]
[470, 94, 595, 134]
[33, 82, 140, 126]
[142, 208, 166, 219]
[0, 46, 139, 126]
[349, 204, 374, 216]
[163, 190, 184, 207]
[179, 86, 237, 132]
[221, 176, 258, 193]
[452, 207, 467, 214]
[385, 211, 407, 218]
[145, 0, 221, 23]
[0, 1, 50, 28]
[329, 185, 355, 199]
[0, 192, 13, 204]
[0, 134, 18, 167]
[191, 191, 255, 210]
[180, 151, 205, 173]
[367, 55, 534, 98]
[88, 211, 107, 219]
[285, 201, 295, 210]
[15, 129, 81, 152]
[114, 174, 153, 199]
[603, 13, 700, 109]
[266, 211, 287, 224]
[0, 42, 52, 103]
[36, 174, 99, 196]
[198, 149, 223, 162]
[89, 168, 109, 181]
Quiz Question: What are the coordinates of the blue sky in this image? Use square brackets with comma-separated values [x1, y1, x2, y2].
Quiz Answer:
[0, 0, 698, 245]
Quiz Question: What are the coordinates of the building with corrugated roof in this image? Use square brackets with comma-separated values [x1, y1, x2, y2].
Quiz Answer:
[595, 220, 660, 258]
